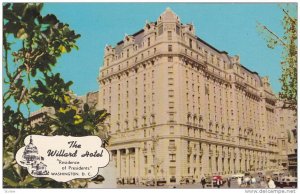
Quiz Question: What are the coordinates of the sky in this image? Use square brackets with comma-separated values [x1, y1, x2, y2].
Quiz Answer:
[41, 3, 288, 96]
[16, 3, 294, 112]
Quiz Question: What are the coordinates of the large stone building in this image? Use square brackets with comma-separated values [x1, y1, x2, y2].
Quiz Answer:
[275, 101, 297, 176]
[97, 8, 284, 184]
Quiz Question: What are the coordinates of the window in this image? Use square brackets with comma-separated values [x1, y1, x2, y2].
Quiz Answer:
[189, 38, 192, 48]
[169, 113, 174, 122]
[168, 31, 172, 40]
[169, 101, 174, 109]
[169, 154, 176, 162]
[168, 56, 173, 62]
[168, 45, 172, 52]
[148, 37, 150, 47]
[127, 49, 129, 57]
[169, 140, 175, 147]
[170, 126, 174, 134]
[158, 25, 163, 35]
[176, 25, 180, 34]
[169, 166, 176, 176]
[169, 90, 174, 97]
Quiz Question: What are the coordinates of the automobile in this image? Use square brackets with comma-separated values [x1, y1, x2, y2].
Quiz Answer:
[139, 178, 148, 185]
[272, 171, 286, 181]
[145, 178, 167, 186]
[231, 174, 244, 180]
[213, 175, 225, 186]
[257, 171, 265, 177]
[157, 178, 167, 186]
[273, 171, 285, 176]
[180, 176, 195, 184]
[205, 176, 225, 187]
[145, 179, 155, 186]
[275, 176, 297, 188]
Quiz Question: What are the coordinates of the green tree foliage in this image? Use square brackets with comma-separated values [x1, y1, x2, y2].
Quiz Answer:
[257, 4, 297, 110]
[3, 3, 110, 188]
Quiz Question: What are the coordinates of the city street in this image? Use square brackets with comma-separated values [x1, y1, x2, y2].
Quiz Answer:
[116, 180, 281, 189]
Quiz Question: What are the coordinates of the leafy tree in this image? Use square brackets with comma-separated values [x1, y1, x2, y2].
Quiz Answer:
[3, 3, 110, 188]
[257, 4, 297, 110]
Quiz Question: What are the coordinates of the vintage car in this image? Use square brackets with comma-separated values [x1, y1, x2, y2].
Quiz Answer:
[257, 171, 265, 177]
[213, 175, 225, 186]
[275, 176, 297, 188]
[205, 176, 225, 187]
[145, 178, 167, 186]
[179, 176, 195, 184]
[231, 174, 245, 180]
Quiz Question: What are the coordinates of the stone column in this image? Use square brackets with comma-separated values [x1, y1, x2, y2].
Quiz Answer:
[196, 150, 200, 181]
[135, 147, 140, 180]
[212, 146, 217, 174]
[117, 149, 121, 178]
[225, 154, 229, 175]
[218, 150, 222, 174]
[126, 148, 130, 179]
[139, 146, 144, 180]
[202, 143, 209, 175]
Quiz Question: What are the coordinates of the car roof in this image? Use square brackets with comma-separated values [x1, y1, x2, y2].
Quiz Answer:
[281, 177, 297, 181]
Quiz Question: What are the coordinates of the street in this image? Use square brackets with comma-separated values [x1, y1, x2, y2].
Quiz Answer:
[116, 180, 295, 189]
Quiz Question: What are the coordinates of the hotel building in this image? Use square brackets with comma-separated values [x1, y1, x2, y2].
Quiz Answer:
[97, 8, 290, 184]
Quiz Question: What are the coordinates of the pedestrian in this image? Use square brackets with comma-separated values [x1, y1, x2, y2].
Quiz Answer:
[201, 176, 206, 188]
[237, 177, 242, 187]
[227, 177, 231, 188]
[216, 178, 221, 188]
[257, 176, 261, 184]
[245, 176, 250, 187]
[267, 176, 276, 189]
[122, 177, 124, 185]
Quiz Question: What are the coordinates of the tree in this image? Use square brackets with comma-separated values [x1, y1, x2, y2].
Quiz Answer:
[257, 4, 297, 110]
[3, 3, 110, 188]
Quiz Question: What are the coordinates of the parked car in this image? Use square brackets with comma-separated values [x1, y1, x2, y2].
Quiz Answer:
[180, 176, 195, 184]
[157, 178, 167, 186]
[213, 175, 225, 186]
[139, 178, 148, 185]
[231, 174, 244, 180]
[205, 176, 225, 187]
[257, 171, 265, 177]
[275, 176, 297, 188]
[145, 178, 166, 186]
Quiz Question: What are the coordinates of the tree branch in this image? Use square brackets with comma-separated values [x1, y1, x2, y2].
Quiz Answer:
[282, 8, 297, 24]
[3, 34, 12, 80]
[257, 22, 288, 48]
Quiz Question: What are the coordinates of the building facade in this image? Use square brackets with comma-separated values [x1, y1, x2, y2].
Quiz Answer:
[275, 101, 297, 176]
[98, 8, 286, 183]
